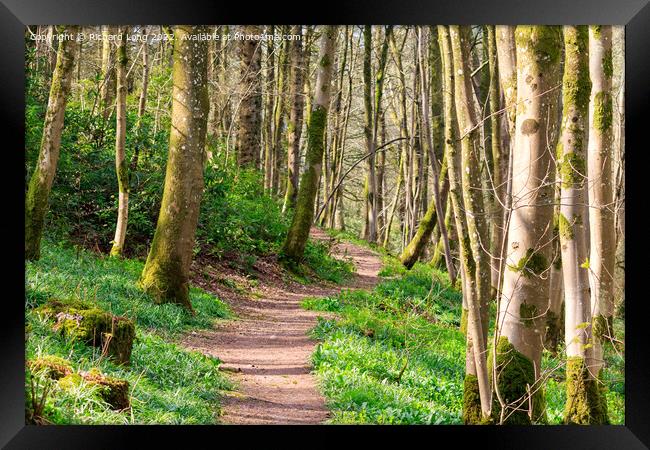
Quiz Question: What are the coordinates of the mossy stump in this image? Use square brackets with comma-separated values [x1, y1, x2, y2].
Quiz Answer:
[38, 299, 135, 365]
[58, 369, 130, 410]
[27, 355, 73, 380]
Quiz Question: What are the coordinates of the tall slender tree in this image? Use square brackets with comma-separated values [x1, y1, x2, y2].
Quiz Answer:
[140, 25, 209, 311]
[283, 26, 306, 212]
[449, 24, 492, 423]
[110, 26, 129, 257]
[25, 26, 79, 261]
[559, 25, 608, 425]
[495, 26, 562, 424]
[587, 25, 615, 374]
[282, 26, 337, 262]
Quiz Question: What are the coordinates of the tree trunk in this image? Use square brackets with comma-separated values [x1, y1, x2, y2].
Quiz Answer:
[110, 27, 129, 257]
[140, 25, 210, 311]
[559, 26, 608, 425]
[237, 25, 263, 168]
[282, 26, 306, 213]
[449, 25, 492, 423]
[587, 25, 616, 374]
[281, 26, 337, 262]
[495, 26, 562, 425]
[25, 25, 79, 261]
[100, 25, 116, 121]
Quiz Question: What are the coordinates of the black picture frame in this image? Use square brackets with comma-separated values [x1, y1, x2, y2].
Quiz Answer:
[3, 0, 648, 448]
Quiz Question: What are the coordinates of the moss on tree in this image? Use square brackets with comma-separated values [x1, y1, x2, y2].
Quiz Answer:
[564, 356, 609, 424]
[593, 91, 613, 132]
[490, 336, 546, 424]
[508, 247, 548, 278]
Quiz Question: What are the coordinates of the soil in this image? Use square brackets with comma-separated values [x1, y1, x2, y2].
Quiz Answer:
[182, 227, 382, 424]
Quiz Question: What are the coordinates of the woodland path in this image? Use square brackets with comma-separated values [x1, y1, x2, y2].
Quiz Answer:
[182, 227, 383, 424]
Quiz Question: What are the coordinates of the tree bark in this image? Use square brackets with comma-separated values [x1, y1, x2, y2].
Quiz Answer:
[281, 26, 337, 262]
[495, 26, 562, 425]
[140, 25, 210, 311]
[587, 25, 616, 375]
[25, 26, 79, 261]
[110, 27, 129, 257]
[560, 25, 608, 425]
[100, 25, 117, 121]
[282, 26, 306, 213]
[237, 25, 263, 168]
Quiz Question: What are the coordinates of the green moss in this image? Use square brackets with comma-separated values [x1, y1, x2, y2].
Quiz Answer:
[593, 91, 613, 132]
[564, 357, 609, 424]
[490, 336, 544, 424]
[562, 26, 592, 119]
[463, 374, 482, 424]
[591, 25, 602, 39]
[558, 213, 574, 241]
[83, 368, 130, 410]
[39, 300, 135, 365]
[58, 373, 83, 390]
[27, 355, 73, 380]
[559, 151, 586, 188]
[515, 26, 562, 69]
[602, 47, 613, 79]
[508, 248, 548, 278]
[520, 302, 538, 328]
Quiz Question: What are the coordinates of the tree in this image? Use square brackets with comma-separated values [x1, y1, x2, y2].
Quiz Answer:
[282, 26, 306, 212]
[110, 26, 129, 257]
[100, 25, 117, 121]
[494, 26, 562, 424]
[449, 24, 492, 423]
[559, 25, 608, 425]
[587, 25, 615, 374]
[140, 25, 209, 311]
[400, 27, 455, 285]
[236, 25, 262, 168]
[25, 26, 79, 261]
[282, 26, 337, 262]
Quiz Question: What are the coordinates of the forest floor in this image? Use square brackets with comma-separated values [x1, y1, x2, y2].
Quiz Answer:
[182, 227, 382, 424]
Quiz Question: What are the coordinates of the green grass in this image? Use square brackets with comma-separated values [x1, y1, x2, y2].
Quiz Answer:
[303, 255, 625, 425]
[25, 240, 233, 424]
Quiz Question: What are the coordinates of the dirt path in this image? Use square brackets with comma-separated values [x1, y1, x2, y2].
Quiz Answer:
[182, 228, 382, 424]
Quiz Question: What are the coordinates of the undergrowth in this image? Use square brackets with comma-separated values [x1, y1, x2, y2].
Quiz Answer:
[303, 253, 625, 425]
[25, 241, 233, 424]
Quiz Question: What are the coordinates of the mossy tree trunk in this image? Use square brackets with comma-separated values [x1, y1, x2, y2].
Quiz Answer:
[100, 25, 117, 121]
[237, 25, 262, 168]
[110, 27, 129, 257]
[272, 30, 290, 195]
[559, 26, 608, 425]
[587, 25, 616, 374]
[449, 25, 492, 423]
[281, 26, 337, 262]
[495, 26, 562, 425]
[140, 25, 209, 311]
[282, 25, 306, 213]
[486, 26, 506, 300]
[439, 25, 489, 424]
[25, 25, 79, 261]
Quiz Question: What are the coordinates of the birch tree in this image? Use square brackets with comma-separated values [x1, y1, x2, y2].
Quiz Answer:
[237, 25, 262, 168]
